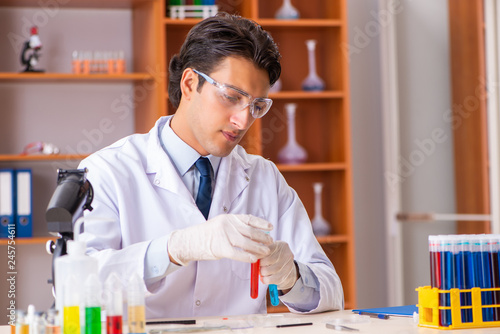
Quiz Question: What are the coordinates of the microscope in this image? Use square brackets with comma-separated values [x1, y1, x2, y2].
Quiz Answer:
[20, 26, 44, 73]
[45, 169, 93, 292]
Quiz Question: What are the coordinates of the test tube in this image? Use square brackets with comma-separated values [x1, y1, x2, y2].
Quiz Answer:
[85, 274, 101, 334]
[439, 235, 453, 327]
[63, 274, 81, 334]
[463, 235, 476, 322]
[26, 305, 35, 334]
[33, 312, 45, 334]
[269, 284, 279, 306]
[480, 235, 494, 321]
[105, 272, 123, 334]
[429, 235, 438, 288]
[488, 235, 500, 320]
[250, 260, 259, 299]
[127, 273, 146, 334]
[455, 235, 471, 323]
[16, 310, 29, 334]
[45, 309, 60, 334]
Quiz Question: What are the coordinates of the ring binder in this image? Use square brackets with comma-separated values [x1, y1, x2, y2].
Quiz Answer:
[0, 169, 15, 238]
[15, 169, 32, 238]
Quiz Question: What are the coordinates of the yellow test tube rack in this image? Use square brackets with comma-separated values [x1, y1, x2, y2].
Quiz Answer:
[417, 286, 500, 330]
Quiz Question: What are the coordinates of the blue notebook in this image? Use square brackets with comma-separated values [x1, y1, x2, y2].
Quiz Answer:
[352, 305, 418, 317]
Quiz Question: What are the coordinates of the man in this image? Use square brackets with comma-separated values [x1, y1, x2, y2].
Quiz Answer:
[79, 13, 343, 318]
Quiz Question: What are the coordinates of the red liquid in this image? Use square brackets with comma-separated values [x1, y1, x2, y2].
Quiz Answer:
[251, 260, 259, 299]
[107, 315, 123, 334]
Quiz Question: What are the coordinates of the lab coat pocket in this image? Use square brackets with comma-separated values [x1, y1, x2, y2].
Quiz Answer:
[231, 260, 251, 281]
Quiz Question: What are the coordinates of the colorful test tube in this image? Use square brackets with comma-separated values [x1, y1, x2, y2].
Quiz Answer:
[480, 236, 494, 321]
[440, 235, 453, 327]
[251, 260, 259, 299]
[269, 284, 279, 306]
[489, 236, 500, 321]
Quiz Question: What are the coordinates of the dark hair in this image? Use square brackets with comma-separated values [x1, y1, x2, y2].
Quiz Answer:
[168, 12, 281, 109]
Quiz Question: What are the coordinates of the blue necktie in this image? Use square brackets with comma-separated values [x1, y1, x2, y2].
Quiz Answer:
[195, 157, 212, 219]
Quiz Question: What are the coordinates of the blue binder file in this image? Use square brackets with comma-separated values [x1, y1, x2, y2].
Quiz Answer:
[0, 169, 15, 238]
[15, 169, 32, 238]
[352, 305, 418, 318]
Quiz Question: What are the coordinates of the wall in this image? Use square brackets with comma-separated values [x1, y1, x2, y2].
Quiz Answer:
[0, 8, 136, 322]
[347, 0, 387, 308]
[348, 0, 456, 307]
[395, 0, 456, 304]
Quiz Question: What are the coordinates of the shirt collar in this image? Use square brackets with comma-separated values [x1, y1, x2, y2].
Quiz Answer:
[159, 117, 221, 176]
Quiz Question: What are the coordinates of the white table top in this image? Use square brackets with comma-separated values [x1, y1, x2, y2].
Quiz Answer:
[144, 309, 500, 333]
[3, 309, 500, 333]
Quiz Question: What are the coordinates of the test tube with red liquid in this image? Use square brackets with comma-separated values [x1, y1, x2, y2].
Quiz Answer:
[251, 260, 259, 299]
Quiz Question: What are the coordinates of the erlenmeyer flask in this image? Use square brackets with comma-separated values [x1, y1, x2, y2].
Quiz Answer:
[311, 182, 331, 236]
[302, 39, 325, 91]
[277, 103, 307, 164]
[275, 0, 300, 20]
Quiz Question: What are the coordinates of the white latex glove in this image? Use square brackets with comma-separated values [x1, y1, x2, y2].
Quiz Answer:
[259, 241, 299, 291]
[168, 214, 273, 266]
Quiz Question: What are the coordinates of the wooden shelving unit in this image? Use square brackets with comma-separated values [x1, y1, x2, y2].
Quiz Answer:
[0, 0, 356, 313]
[161, 0, 356, 310]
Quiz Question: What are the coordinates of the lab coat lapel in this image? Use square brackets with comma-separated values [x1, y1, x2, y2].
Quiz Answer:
[212, 148, 249, 216]
[145, 117, 194, 201]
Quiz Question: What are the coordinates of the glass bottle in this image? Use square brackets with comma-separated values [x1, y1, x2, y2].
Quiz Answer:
[302, 39, 325, 91]
[311, 182, 330, 236]
[45, 309, 61, 334]
[275, 0, 299, 20]
[277, 103, 307, 164]
[15, 310, 29, 334]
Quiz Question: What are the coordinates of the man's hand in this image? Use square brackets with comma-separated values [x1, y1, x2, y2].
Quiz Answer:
[259, 241, 299, 292]
[168, 214, 273, 266]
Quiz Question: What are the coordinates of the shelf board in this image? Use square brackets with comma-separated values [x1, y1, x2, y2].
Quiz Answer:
[0, 154, 88, 162]
[270, 91, 344, 99]
[164, 18, 343, 28]
[277, 162, 347, 172]
[0, 236, 56, 246]
[257, 19, 343, 28]
[0, 0, 152, 9]
[0, 72, 154, 81]
[316, 234, 350, 244]
[164, 18, 203, 26]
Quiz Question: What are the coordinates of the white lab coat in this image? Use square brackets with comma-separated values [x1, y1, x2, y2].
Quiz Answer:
[79, 116, 343, 319]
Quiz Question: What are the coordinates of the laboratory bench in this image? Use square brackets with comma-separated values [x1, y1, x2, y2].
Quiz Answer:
[4, 309, 500, 333]
[142, 310, 500, 333]
[129, 310, 500, 333]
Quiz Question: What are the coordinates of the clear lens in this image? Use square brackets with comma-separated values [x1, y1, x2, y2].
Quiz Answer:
[252, 99, 272, 118]
[210, 75, 272, 118]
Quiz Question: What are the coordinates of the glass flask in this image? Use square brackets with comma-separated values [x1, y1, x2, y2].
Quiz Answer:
[275, 0, 300, 20]
[277, 103, 307, 164]
[311, 182, 331, 236]
[302, 39, 325, 91]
